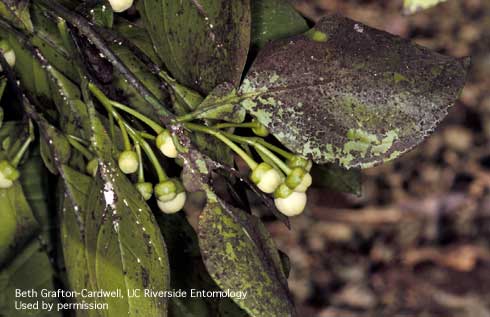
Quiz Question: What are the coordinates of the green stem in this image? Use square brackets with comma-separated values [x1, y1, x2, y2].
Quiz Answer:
[125, 124, 168, 182]
[213, 122, 259, 130]
[0, 78, 7, 101]
[184, 123, 258, 170]
[110, 101, 163, 134]
[67, 135, 93, 160]
[108, 111, 116, 145]
[221, 133, 292, 174]
[140, 132, 156, 141]
[11, 120, 34, 167]
[135, 142, 145, 183]
[175, 91, 260, 123]
[88, 83, 132, 151]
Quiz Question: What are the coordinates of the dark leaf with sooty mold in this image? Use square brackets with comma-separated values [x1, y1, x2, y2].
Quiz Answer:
[240, 15, 468, 169]
[198, 199, 294, 317]
[143, 0, 251, 94]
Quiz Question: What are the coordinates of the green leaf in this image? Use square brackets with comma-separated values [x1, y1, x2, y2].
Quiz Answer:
[30, 4, 78, 82]
[251, 0, 309, 49]
[111, 37, 169, 120]
[91, 3, 114, 28]
[143, 0, 251, 94]
[0, 239, 61, 316]
[19, 147, 54, 245]
[198, 199, 294, 317]
[0, 145, 39, 267]
[0, 0, 33, 32]
[38, 122, 72, 175]
[4, 34, 51, 99]
[81, 108, 170, 316]
[240, 15, 468, 169]
[82, 162, 170, 316]
[193, 83, 246, 123]
[157, 212, 246, 317]
[58, 165, 96, 309]
[0, 179, 39, 266]
[403, 0, 448, 14]
[311, 164, 362, 196]
[113, 21, 160, 64]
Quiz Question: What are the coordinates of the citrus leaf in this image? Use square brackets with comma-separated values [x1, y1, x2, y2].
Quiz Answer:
[111, 36, 169, 120]
[0, 240, 61, 316]
[91, 3, 114, 28]
[240, 15, 468, 169]
[82, 106, 170, 316]
[198, 199, 294, 317]
[251, 0, 309, 49]
[192, 82, 246, 123]
[143, 0, 251, 94]
[82, 161, 170, 316]
[157, 212, 247, 317]
[0, 181, 39, 266]
[19, 147, 55, 249]
[403, 0, 448, 14]
[0, 0, 33, 32]
[58, 165, 98, 310]
[3, 34, 51, 99]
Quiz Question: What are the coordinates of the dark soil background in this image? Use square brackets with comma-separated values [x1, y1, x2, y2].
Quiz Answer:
[270, 1, 490, 316]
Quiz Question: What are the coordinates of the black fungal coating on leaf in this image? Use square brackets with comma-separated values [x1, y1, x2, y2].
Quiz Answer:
[198, 200, 295, 317]
[242, 14, 468, 169]
[144, 0, 251, 94]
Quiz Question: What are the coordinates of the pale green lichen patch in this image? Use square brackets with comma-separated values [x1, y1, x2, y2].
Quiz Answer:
[269, 73, 280, 84]
[305, 29, 329, 42]
[316, 129, 399, 168]
[195, 159, 208, 174]
[344, 129, 399, 157]
[394, 72, 409, 84]
[240, 78, 258, 94]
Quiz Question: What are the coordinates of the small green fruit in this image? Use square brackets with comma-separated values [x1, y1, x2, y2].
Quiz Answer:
[287, 156, 312, 171]
[154, 179, 177, 202]
[251, 119, 269, 137]
[286, 167, 312, 192]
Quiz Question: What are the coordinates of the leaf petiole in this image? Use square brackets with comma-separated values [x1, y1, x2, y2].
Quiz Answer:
[184, 123, 258, 170]
[11, 119, 35, 167]
[67, 135, 94, 160]
[110, 100, 164, 134]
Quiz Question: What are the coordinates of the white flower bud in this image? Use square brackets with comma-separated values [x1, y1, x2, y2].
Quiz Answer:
[274, 191, 307, 217]
[157, 192, 186, 214]
[0, 41, 15, 72]
[108, 0, 134, 13]
[257, 168, 282, 194]
[156, 131, 178, 158]
[0, 174, 13, 189]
